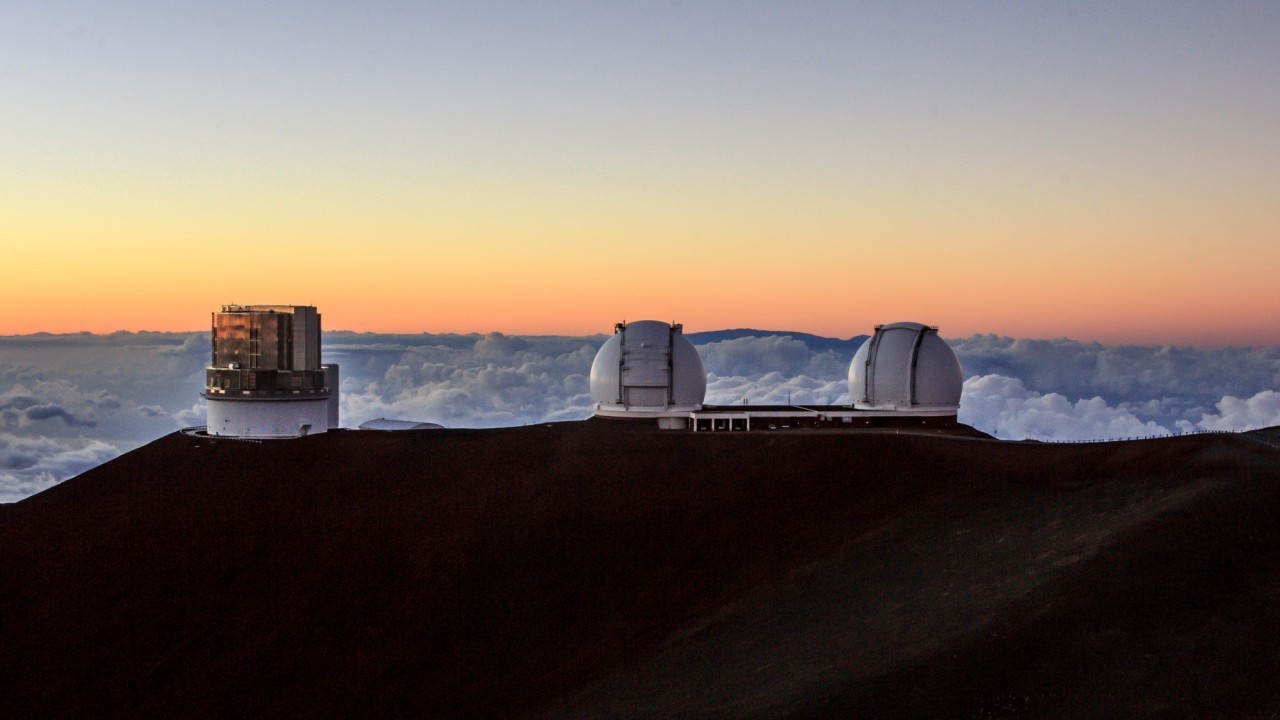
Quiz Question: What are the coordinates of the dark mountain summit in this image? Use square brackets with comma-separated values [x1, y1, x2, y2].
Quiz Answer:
[3, 421, 1279, 718]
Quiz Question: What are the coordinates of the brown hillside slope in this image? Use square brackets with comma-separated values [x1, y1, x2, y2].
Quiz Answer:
[2, 422, 1278, 719]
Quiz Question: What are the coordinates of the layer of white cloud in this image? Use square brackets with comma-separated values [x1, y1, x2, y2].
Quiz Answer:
[952, 335, 1280, 428]
[705, 372, 849, 407]
[332, 333, 599, 428]
[0, 432, 121, 503]
[697, 335, 848, 380]
[2, 330, 1277, 501]
[959, 374, 1171, 441]
[1189, 390, 1280, 433]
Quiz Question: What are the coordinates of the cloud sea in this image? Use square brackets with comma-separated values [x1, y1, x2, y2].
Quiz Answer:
[3, 330, 1278, 502]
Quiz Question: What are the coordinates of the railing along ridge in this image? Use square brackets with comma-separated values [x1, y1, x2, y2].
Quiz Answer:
[180, 427, 264, 445]
[1019, 428, 1272, 445]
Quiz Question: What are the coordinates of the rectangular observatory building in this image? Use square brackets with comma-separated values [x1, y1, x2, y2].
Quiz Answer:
[204, 305, 339, 437]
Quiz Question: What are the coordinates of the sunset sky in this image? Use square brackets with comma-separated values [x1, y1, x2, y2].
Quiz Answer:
[4, 2, 1278, 345]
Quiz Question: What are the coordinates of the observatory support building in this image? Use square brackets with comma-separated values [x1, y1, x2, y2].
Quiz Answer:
[203, 304, 339, 438]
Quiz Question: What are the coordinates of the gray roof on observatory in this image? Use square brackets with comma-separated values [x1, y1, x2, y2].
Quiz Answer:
[848, 322, 963, 412]
[590, 320, 706, 414]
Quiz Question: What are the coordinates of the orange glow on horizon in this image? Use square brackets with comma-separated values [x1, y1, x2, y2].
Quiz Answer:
[3, 286, 1277, 349]
[5, 136, 1277, 347]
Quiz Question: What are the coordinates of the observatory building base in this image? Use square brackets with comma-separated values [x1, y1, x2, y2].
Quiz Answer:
[206, 396, 331, 438]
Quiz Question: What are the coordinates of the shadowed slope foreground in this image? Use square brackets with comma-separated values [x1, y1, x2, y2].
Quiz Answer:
[3, 422, 1279, 719]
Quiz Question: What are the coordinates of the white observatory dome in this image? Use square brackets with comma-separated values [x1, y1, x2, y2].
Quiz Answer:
[848, 322, 963, 412]
[590, 320, 706, 415]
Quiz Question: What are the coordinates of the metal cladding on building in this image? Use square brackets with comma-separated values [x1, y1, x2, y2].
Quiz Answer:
[323, 363, 340, 429]
[203, 304, 338, 438]
[589, 320, 707, 422]
[848, 322, 963, 413]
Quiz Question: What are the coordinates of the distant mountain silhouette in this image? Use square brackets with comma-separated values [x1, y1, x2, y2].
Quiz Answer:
[4, 421, 1279, 718]
[687, 328, 869, 357]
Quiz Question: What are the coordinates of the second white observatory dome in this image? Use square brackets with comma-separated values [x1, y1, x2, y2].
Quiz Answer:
[849, 322, 963, 412]
[590, 320, 706, 415]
